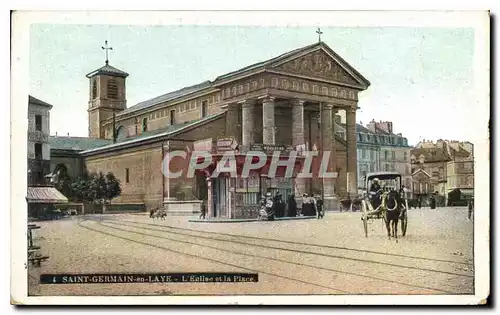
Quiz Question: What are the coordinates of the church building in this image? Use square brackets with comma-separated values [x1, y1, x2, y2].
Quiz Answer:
[79, 40, 370, 218]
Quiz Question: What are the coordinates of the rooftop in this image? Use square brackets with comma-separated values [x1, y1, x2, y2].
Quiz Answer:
[29, 95, 53, 109]
[86, 63, 129, 78]
[80, 111, 226, 156]
[114, 41, 370, 117]
[49, 136, 113, 151]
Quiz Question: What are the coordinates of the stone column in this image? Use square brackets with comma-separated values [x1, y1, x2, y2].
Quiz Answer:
[321, 103, 337, 211]
[262, 96, 276, 145]
[346, 106, 358, 196]
[206, 178, 213, 219]
[291, 99, 307, 201]
[226, 103, 240, 142]
[241, 100, 255, 146]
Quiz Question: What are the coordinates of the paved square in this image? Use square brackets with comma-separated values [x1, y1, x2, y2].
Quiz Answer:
[28, 207, 474, 296]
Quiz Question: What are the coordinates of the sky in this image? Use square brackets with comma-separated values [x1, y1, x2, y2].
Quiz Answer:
[29, 24, 478, 146]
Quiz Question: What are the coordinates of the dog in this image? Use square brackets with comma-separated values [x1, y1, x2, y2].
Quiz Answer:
[150, 209, 166, 220]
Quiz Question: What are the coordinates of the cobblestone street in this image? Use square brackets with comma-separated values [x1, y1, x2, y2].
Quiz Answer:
[28, 207, 474, 296]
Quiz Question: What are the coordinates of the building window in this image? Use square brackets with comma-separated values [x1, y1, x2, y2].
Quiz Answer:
[107, 79, 118, 99]
[170, 110, 175, 125]
[362, 149, 366, 159]
[35, 115, 42, 131]
[92, 79, 97, 99]
[142, 117, 148, 132]
[125, 168, 129, 183]
[404, 152, 408, 161]
[201, 100, 208, 118]
[384, 151, 389, 161]
[392, 151, 396, 160]
[34, 143, 42, 159]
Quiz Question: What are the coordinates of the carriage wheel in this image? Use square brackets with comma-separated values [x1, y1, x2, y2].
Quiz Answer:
[361, 201, 368, 237]
[401, 212, 408, 236]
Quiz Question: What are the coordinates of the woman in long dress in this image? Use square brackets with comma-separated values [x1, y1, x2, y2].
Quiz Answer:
[287, 194, 297, 217]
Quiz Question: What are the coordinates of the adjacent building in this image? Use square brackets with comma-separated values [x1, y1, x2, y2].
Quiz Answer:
[410, 139, 474, 204]
[27, 96, 68, 216]
[335, 119, 411, 189]
[27, 96, 52, 185]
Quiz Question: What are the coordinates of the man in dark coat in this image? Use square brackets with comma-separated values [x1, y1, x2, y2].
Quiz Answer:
[316, 195, 324, 219]
[287, 194, 297, 217]
[369, 178, 382, 210]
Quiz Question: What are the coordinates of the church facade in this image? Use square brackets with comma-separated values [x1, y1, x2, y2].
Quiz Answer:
[80, 41, 370, 218]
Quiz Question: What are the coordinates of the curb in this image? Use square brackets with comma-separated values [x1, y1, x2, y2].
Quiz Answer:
[188, 216, 317, 223]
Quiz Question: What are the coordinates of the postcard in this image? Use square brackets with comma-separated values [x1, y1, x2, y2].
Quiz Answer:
[10, 10, 490, 305]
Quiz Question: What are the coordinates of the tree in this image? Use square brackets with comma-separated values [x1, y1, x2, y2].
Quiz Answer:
[104, 172, 121, 204]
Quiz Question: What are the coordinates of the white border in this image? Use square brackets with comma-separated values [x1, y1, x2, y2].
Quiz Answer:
[10, 10, 490, 305]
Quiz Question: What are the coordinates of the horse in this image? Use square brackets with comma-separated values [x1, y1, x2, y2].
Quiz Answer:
[383, 190, 402, 241]
[150, 209, 167, 220]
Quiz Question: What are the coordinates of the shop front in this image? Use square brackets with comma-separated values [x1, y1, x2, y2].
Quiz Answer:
[196, 140, 304, 219]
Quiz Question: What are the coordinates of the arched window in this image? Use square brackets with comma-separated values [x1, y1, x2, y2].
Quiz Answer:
[92, 79, 97, 99]
[142, 118, 148, 132]
[115, 125, 126, 139]
[107, 79, 118, 99]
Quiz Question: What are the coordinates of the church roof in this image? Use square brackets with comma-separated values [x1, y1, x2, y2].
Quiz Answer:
[80, 111, 226, 156]
[116, 41, 370, 117]
[49, 136, 113, 152]
[86, 63, 129, 78]
[29, 95, 53, 109]
[213, 41, 371, 87]
[118, 81, 212, 116]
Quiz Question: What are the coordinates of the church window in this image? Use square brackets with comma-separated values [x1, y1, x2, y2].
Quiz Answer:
[252, 81, 258, 89]
[92, 79, 97, 99]
[271, 78, 278, 88]
[239, 85, 243, 94]
[201, 100, 208, 118]
[232, 87, 237, 95]
[142, 118, 148, 132]
[322, 87, 328, 95]
[259, 78, 265, 87]
[35, 115, 42, 131]
[107, 79, 118, 99]
[303, 83, 309, 92]
[312, 85, 318, 93]
[125, 168, 129, 183]
[34, 143, 42, 159]
[170, 110, 176, 125]
[332, 88, 338, 97]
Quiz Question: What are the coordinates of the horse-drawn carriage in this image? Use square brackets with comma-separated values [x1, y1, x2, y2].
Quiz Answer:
[360, 172, 408, 240]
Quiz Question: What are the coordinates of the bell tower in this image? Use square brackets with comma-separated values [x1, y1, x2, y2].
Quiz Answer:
[86, 40, 129, 139]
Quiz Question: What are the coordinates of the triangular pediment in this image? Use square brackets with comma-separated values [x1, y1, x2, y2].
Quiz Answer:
[271, 47, 364, 87]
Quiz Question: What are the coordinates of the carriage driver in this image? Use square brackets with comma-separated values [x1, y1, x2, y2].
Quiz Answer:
[369, 178, 382, 210]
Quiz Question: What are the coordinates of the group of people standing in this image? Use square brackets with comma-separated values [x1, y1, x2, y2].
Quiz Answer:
[259, 192, 325, 220]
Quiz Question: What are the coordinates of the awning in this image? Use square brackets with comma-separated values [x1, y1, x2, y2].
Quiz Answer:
[26, 187, 69, 204]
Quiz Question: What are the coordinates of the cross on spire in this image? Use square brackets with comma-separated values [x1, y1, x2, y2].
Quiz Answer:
[101, 40, 113, 65]
[316, 27, 323, 42]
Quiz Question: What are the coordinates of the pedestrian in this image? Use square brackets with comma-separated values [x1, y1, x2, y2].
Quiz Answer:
[287, 194, 297, 217]
[199, 200, 207, 219]
[316, 195, 324, 219]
